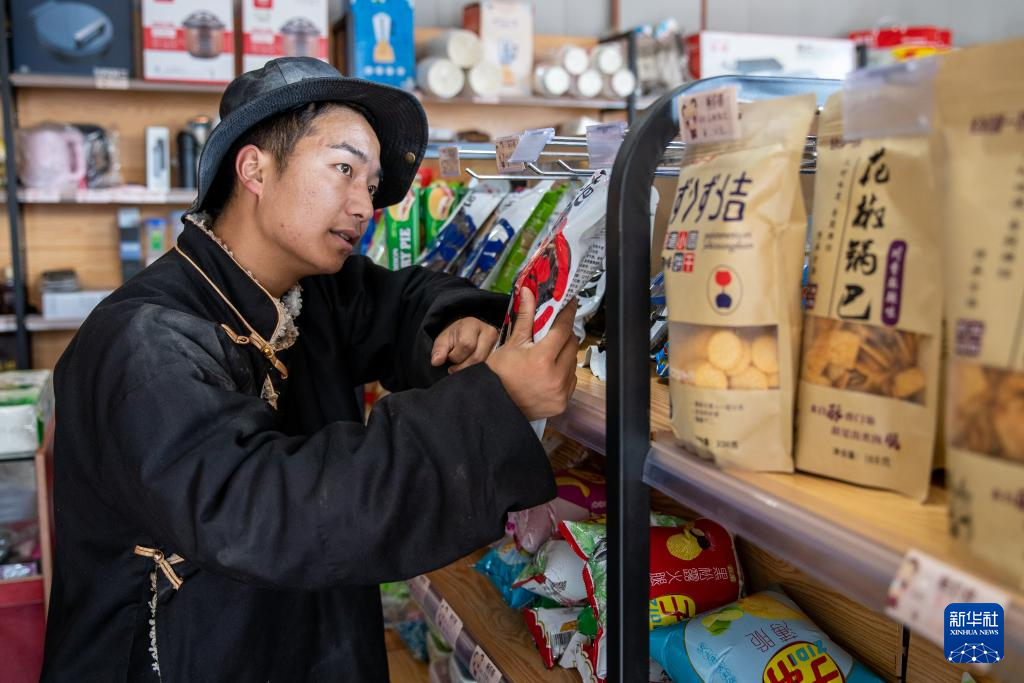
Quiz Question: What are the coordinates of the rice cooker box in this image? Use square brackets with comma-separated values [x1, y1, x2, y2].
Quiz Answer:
[686, 30, 855, 80]
[340, 0, 415, 90]
[11, 0, 135, 77]
[242, 0, 329, 72]
[142, 0, 236, 84]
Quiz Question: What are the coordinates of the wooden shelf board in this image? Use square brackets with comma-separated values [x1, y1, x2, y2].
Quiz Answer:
[10, 73, 224, 94]
[418, 548, 578, 683]
[4, 188, 196, 206]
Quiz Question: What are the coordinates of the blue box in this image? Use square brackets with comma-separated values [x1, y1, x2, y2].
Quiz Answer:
[344, 0, 415, 89]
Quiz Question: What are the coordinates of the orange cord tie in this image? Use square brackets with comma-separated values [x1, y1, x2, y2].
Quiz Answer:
[134, 545, 185, 591]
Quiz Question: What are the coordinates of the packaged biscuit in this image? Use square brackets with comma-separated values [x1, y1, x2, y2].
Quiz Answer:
[473, 537, 537, 609]
[513, 538, 589, 606]
[663, 94, 816, 471]
[458, 181, 555, 285]
[650, 590, 884, 683]
[508, 467, 607, 553]
[524, 606, 579, 669]
[933, 39, 1024, 579]
[386, 181, 421, 269]
[795, 91, 942, 501]
[417, 180, 509, 271]
[421, 180, 457, 245]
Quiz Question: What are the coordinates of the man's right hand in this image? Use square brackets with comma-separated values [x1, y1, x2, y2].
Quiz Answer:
[486, 289, 580, 422]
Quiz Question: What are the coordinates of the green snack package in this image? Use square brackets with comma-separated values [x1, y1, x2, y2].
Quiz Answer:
[386, 182, 421, 270]
[421, 181, 457, 245]
[489, 185, 567, 293]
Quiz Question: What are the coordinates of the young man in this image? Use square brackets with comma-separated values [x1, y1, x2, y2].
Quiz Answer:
[42, 58, 579, 681]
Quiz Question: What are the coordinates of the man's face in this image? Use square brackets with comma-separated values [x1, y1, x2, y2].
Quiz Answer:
[256, 106, 382, 277]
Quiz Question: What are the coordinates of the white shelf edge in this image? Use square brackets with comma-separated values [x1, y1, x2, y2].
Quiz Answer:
[4, 189, 197, 206]
[10, 73, 224, 94]
[0, 315, 83, 333]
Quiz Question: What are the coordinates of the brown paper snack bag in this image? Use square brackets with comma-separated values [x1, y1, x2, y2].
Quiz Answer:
[663, 94, 816, 471]
[934, 39, 1024, 581]
[796, 92, 942, 501]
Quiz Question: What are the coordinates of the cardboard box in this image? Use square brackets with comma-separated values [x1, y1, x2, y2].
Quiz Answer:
[42, 291, 112, 321]
[386, 185, 420, 269]
[142, 0, 235, 84]
[463, 1, 533, 97]
[242, 0, 329, 73]
[686, 31, 855, 81]
[341, 0, 415, 90]
[0, 370, 53, 454]
[11, 0, 134, 78]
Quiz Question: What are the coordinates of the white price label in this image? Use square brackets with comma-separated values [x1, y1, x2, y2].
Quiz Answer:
[509, 127, 555, 164]
[678, 85, 740, 144]
[469, 645, 503, 683]
[435, 599, 464, 646]
[439, 145, 461, 178]
[494, 135, 525, 174]
[884, 549, 1010, 659]
[408, 574, 430, 599]
[93, 67, 129, 90]
[586, 121, 627, 169]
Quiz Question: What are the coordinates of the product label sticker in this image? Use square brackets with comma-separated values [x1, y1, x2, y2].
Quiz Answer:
[435, 599, 464, 647]
[495, 135, 526, 174]
[885, 548, 1010, 664]
[469, 645, 504, 683]
[93, 67, 129, 90]
[439, 145, 461, 178]
[408, 574, 430, 600]
[678, 86, 741, 144]
[509, 127, 555, 164]
[586, 121, 627, 169]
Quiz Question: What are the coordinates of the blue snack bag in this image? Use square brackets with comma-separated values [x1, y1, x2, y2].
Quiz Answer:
[474, 537, 537, 610]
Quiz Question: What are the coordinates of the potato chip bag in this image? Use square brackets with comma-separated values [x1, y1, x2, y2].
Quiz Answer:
[508, 467, 607, 553]
[524, 606, 579, 669]
[417, 180, 508, 271]
[473, 536, 537, 609]
[650, 590, 884, 683]
[795, 91, 942, 501]
[663, 94, 817, 471]
[512, 538, 588, 606]
[933, 39, 1024, 579]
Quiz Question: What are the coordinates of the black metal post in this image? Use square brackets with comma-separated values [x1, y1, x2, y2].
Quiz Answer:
[625, 31, 637, 125]
[0, 0, 31, 368]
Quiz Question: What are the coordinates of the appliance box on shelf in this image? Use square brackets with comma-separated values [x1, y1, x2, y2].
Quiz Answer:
[341, 0, 415, 89]
[11, 0, 135, 78]
[848, 26, 952, 67]
[0, 370, 53, 454]
[463, 1, 533, 97]
[42, 290, 112, 321]
[242, 0, 330, 72]
[685, 30, 856, 81]
[142, 0, 235, 84]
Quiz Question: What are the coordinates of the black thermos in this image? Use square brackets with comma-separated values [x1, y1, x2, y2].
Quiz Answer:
[177, 130, 197, 189]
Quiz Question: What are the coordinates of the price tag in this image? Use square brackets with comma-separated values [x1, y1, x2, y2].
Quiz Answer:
[884, 549, 1010, 656]
[93, 67, 129, 90]
[494, 135, 525, 174]
[586, 121, 627, 169]
[439, 145, 461, 178]
[677, 85, 741, 144]
[407, 574, 430, 600]
[509, 127, 555, 164]
[435, 599, 464, 646]
[469, 645, 503, 683]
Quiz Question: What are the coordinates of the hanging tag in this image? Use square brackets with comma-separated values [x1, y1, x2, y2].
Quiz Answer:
[884, 549, 1009, 667]
[677, 85, 740, 144]
[509, 127, 555, 164]
[586, 121, 627, 169]
[435, 599, 464, 646]
[495, 135, 526, 174]
[469, 645, 503, 683]
[408, 574, 430, 600]
[843, 57, 938, 140]
[93, 67, 129, 90]
[439, 145, 461, 178]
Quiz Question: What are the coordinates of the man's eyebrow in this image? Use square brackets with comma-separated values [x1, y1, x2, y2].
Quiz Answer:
[329, 142, 383, 180]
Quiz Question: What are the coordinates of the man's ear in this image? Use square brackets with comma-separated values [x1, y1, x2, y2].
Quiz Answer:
[235, 144, 269, 199]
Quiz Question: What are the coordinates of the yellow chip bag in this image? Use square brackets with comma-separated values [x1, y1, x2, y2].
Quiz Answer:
[933, 39, 1024, 579]
[663, 94, 816, 471]
[796, 91, 942, 501]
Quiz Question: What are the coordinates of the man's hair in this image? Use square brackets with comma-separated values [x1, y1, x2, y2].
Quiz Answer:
[204, 101, 369, 216]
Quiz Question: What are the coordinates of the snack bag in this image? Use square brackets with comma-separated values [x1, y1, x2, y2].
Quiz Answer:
[650, 590, 884, 683]
[488, 184, 573, 294]
[458, 181, 555, 284]
[421, 180, 457, 245]
[560, 516, 742, 640]
[508, 467, 607, 553]
[513, 538, 588, 606]
[386, 181, 421, 269]
[933, 39, 1024, 579]
[795, 91, 942, 501]
[473, 537, 537, 609]
[524, 606, 579, 669]
[417, 180, 509, 271]
[663, 94, 816, 471]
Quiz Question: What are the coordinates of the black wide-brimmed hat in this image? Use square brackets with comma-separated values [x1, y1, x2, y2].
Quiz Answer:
[194, 57, 427, 211]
